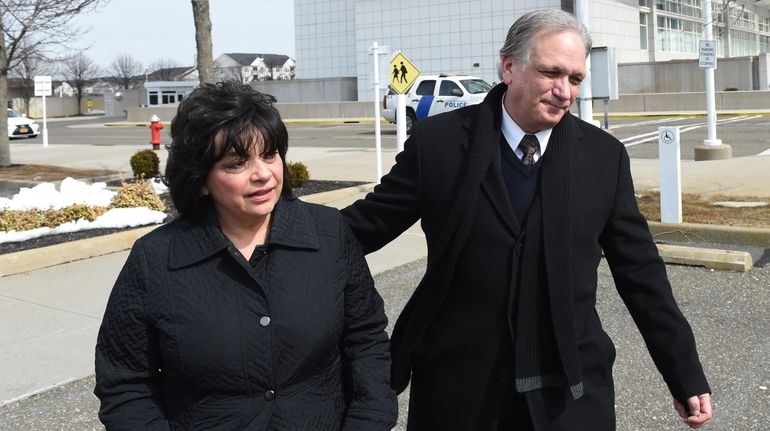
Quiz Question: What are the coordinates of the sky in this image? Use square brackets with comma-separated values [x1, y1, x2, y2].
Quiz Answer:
[69, 0, 295, 72]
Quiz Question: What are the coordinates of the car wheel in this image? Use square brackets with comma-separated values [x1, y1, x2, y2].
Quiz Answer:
[406, 110, 417, 134]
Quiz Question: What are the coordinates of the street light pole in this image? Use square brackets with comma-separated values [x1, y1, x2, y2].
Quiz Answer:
[144, 67, 149, 107]
[694, 0, 732, 160]
[575, 0, 597, 126]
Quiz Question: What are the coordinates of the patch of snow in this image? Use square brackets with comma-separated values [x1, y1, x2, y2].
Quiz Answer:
[0, 177, 115, 211]
[712, 201, 768, 208]
[0, 178, 167, 245]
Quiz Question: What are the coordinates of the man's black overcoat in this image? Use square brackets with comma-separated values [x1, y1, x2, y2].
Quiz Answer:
[342, 84, 710, 429]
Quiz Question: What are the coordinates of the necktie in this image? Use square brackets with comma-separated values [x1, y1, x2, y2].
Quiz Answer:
[519, 134, 539, 167]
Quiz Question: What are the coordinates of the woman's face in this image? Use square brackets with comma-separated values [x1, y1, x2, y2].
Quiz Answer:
[202, 133, 283, 229]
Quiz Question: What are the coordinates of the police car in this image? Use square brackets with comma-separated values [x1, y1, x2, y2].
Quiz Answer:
[382, 74, 492, 133]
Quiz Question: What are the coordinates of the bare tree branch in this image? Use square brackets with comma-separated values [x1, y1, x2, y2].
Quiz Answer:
[148, 58, 179, 81]
[107, 53, 142, 89]
[61, 51, 99, 115]
[0, 0, 106, 166]
[8, 47, 51, 115]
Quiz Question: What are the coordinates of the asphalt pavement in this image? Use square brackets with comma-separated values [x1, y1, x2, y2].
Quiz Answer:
[1, 116, 769, 430]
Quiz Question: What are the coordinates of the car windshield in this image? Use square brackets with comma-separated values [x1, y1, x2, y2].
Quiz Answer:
[7, 109, 19, 118]
[460, 79, 492, 94]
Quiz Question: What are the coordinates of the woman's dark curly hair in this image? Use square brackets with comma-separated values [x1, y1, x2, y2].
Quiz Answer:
[164, 81, 292, 221]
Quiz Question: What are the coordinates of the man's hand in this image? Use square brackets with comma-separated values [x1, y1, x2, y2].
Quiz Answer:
[674, 393, 712, 428]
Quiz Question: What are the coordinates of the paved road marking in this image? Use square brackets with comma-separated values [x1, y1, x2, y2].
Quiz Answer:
[622, 115, 760, 147]
[610, 117, 691, 129]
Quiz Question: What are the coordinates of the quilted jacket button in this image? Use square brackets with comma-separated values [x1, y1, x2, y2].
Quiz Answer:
[259, 316, 271, 327]
[264, 389, 275, 401]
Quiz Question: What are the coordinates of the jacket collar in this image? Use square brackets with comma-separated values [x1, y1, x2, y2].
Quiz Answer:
[168, 198, 320, 269]
[458, 83, 506, 152]
[478, 84, 586, 237]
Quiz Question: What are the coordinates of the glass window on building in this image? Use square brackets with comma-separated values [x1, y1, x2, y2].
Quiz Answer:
[149, 91, 158, 105]
[759, 17, 769, 32]
[161, 91, 176, 104]
[656, 0, 681, 14]
[680, 0, 701, 19]
[729, 7, 754, 30]
[655, 0, 703, 18]
[731, 29, 757, 56]
[640, 12, 649, 50]
[656, 14, 701, 53]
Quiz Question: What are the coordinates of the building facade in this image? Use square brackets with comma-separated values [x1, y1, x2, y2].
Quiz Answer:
[294, 0, 770, 100]
[215, 53, 297, 83]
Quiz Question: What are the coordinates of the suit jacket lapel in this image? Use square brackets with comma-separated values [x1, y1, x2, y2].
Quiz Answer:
[481, 149, 522, 237]
[474, 83, 522, 237]
[426, 83, 508, 268]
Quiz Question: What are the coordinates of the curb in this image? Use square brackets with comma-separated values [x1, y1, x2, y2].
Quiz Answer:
[656, 244, 753, 272]
[299, 183, 375, 204]
[0, 226, 157, 277]
[649, 221, 770, 247]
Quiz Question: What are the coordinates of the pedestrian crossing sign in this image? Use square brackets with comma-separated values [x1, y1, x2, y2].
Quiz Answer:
[389, 52, 421, 94]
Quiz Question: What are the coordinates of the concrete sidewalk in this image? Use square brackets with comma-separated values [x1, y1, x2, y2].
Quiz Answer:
[1, 133, 769, 404]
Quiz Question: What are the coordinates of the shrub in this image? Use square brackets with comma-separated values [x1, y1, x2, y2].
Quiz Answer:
[111, 181, 166, 212]
[287, 161, 310, 188]
[45, 204, 108, 228]
[130, 149, 160, 179]
[0, 209, 48, 232]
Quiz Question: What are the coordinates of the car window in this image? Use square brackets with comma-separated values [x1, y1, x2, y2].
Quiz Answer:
[459, 79, 493, 94]
[439, 80, 463, 96]
[415, 80, 436, 96]
[7, 109, 19, 118]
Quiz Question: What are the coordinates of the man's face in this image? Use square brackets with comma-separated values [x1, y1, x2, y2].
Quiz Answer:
[500, 30, 586, 133]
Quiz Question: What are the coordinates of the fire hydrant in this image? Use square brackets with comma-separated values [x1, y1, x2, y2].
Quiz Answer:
[149, 114, 163, 150]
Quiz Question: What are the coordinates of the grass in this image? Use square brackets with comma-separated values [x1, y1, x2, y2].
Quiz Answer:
[637, 191, 770, 228]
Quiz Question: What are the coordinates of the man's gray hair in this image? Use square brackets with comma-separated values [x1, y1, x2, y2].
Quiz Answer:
[498, 9, 592, 76]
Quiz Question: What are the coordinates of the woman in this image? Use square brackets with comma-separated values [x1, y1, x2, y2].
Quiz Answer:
[94, 82, 397, 430]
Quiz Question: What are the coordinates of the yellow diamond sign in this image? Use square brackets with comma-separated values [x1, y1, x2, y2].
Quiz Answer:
[389, 52, 421, 94]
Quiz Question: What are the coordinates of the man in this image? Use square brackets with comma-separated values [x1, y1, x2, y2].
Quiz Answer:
[342, 9, 712, 430]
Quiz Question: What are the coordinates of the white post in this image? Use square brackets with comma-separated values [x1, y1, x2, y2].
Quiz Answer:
[574, 0, 595, 125]
[396, 93, 406, 152]
[371, 41, 383, 183]
[702, 0, 721, 147]
[658, 127, 682, 223]
[42, 94, 49, 147]
[144, 68, 149, 107]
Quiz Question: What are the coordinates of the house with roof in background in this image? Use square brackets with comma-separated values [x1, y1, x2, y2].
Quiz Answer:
[214, 53, 296, 83]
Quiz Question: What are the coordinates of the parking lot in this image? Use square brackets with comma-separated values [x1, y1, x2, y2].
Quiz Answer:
[14, 113, 770, 162]
[607, 115, 770, 159]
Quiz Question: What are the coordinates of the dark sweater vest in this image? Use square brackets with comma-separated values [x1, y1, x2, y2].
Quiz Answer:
[500, 137, 542, 225]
